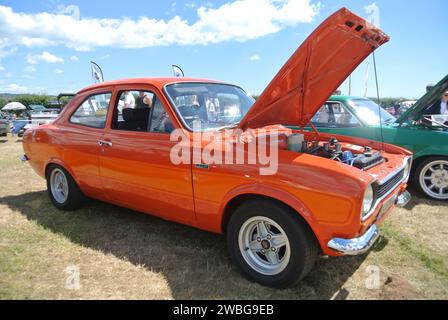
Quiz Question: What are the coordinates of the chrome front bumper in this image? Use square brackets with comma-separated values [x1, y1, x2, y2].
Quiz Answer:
[327, 191, 411, 255]
[328, 225, 380, 256]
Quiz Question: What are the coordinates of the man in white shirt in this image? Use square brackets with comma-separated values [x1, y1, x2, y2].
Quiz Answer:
[442, 91, 448, 115]
[427, 90, 448, 115]
[424, 90, 448, 126]
[123, 91, 135, 109]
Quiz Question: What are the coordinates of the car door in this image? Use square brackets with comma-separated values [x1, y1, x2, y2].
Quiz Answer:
[60, 90, 113, 199]
[98, 86, 195, 225]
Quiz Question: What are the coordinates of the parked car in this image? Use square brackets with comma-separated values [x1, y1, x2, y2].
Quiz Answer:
[0, 116, 8, 136]
[21, 8, 412, 288]
[0, 112, 10, 137]
[29, 105, 48, 114]
[398, 100, 417, 116]
[306, 78, 448, 200]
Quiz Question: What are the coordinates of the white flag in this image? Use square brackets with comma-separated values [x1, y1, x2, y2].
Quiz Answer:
[90, 61, 104, 83]
[172, 65, 184, 78]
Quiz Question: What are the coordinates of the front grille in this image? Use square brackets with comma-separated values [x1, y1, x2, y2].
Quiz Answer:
[376, 169, 405, 199]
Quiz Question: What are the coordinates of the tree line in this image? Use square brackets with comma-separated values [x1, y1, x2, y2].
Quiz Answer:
[0, 94, 56, 109]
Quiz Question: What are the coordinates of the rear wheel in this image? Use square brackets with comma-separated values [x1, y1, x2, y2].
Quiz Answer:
[226, 199, 318, 288]
[414, 157, 448, 200]
[46, 165, 85, 210]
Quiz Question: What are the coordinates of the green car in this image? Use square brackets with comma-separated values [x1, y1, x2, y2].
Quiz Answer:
[300, 75, 448, 200]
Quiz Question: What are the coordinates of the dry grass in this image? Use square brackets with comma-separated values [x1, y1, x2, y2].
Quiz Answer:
[0, 136, 447, 300]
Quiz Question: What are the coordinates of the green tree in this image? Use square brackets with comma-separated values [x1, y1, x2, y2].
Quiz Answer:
[14, 94, 53, 108]
[0, 97, 8, 109]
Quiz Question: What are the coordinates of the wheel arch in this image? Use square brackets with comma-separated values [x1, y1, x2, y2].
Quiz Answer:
[220, 192, 322, 251]
[411, 154, 448, 176]
[44, 158, 79, 185]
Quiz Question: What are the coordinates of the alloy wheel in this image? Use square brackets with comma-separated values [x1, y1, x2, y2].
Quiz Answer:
[238, 216, 291, 276]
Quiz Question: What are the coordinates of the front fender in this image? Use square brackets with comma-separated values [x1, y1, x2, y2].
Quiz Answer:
[220, 183, 318, 226]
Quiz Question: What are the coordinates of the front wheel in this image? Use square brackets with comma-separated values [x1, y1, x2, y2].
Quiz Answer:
[414, 157, 448, 200]
[226, 199, 318, 288]
[46, 165, 85, 210]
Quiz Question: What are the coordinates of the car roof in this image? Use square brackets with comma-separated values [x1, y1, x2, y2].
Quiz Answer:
[77, 77, 227, 94]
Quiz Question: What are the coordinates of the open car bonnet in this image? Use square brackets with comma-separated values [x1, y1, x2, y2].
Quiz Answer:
[238, 8, 389, 130]
[396, 74, 448, 124]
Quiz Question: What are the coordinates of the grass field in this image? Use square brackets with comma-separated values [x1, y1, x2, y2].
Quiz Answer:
[0, 135, 447, 299]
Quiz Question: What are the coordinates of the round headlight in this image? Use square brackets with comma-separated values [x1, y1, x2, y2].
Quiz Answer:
[362, 184, 374, 218]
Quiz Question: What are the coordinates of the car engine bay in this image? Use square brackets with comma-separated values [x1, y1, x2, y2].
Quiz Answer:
[286, 133, 385, 170]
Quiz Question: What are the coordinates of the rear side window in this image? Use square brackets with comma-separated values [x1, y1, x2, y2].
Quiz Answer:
[312, 102, 360, 128]
[70, 92, 111, 128]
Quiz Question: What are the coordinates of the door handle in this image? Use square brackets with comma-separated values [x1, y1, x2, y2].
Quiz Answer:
[98, 140, 113, 147]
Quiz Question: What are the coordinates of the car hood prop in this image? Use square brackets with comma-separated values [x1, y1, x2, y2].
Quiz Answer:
[238, 8, 389, 130]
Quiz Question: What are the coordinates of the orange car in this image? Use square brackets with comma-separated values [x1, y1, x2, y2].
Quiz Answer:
[22, 8, 412, 288]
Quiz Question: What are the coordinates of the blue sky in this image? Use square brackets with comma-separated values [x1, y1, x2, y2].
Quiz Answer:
[0, 0, 445, 98]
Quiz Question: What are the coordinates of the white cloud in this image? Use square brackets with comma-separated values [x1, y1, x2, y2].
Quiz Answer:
[0, 46, 17, 60]
[0, 1, 319, 51]
[249, 54, 260, 61]
[1, 83, 27, 93]
[70, 55, 79, 61]
[27, 51, 64, 64]
[54, 68, 64, 74]
[24, 65, 36, 73]
[0, 65, 4, 71]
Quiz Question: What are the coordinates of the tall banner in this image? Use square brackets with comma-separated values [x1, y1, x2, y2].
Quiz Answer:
[90, 61, 104, 83]
[172, 65, 184, 78]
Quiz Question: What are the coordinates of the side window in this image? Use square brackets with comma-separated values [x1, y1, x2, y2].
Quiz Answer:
[149, 98, 174, 133]
[312, 103, 335, 127]
[70, 93, 111, 128]
[112, 90, 154, 132]
[313, 102, 360, 128]
[111, 90, 174, 133]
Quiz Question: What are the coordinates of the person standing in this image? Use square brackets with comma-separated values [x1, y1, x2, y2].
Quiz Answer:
[427, 90, 448, 115]
[123, 91, 135, 109]
[135, 91, 152, 109]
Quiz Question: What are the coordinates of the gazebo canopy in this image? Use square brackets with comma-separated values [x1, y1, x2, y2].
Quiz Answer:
[2, 102, 27, 111]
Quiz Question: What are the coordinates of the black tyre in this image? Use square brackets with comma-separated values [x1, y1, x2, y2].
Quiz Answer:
[414, 157, 448, 201]
[46, 164, 85, 210]
[226, 199, 318, 288]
